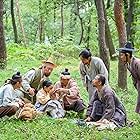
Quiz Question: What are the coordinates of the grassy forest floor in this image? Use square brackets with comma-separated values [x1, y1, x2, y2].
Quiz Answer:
[0, 45, 140, 140]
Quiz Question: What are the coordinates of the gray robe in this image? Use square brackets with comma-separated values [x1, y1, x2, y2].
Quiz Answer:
[35, 100, 65, 118]
[79, 57, 108, 100]
[127, 57, 140, 114]
[86, 86, 126, 127]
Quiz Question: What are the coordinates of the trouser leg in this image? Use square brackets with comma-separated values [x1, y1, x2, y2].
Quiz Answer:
[0, 106, 18, 118]
[90, 100, 104, 121]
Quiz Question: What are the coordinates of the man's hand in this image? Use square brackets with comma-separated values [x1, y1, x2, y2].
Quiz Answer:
[84, 116, 91, 122]
[18, 100, 25, 108]
[55, 88, 69, 95]
[28, 88, 35, 96]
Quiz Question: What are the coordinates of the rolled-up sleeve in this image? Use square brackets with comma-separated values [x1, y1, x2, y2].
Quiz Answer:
[22, 70, 36, 91]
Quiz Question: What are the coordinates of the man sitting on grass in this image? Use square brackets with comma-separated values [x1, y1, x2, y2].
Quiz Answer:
[85, 74, 127, 130]
[35, 80, 65, 118]
[0, 72, 24, 118]
[54, 68, 86, 118]
[17, 58, 56, 104]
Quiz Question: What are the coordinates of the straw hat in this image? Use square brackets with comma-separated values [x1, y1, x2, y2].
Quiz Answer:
[42, 57, 56, 67]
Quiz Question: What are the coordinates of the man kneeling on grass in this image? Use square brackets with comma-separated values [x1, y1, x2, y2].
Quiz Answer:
[85, 74, 127, 130]
[54, 68, 86, 118]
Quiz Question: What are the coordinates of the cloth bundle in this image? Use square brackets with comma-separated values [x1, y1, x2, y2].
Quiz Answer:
[16, 103, 37, 120]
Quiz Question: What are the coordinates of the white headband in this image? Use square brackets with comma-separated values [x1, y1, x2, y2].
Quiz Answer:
[60, 74, 71, 79]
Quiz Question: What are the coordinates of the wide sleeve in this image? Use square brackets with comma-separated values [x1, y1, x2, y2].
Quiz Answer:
[135, 60, 140, 80]
[36, 91, 50, 104]
[66, 80, 80, 98]
[86, 91, 98, 117]
[79, 63, 86, 87]
[22, 69, 36, 91]
[2, 88, 19, 108]
[97, 58, 108, 84]
[101, 95, 115, 120]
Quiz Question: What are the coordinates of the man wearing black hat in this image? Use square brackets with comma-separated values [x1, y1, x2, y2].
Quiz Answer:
[117, 41, 140, 114]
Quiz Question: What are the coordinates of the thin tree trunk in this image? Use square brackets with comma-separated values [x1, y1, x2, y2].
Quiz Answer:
[86, 14, 91, 48]
[15, 0, 27, 46]
[76, 0, 84, 45]
[39, 0, 45, 43]
[60, 0, 64, 37]
[103, 0, 116, 60]
[53, 2, 57, 42]
[95, 0, 110, 73]
[114, 0, 127, 89]
[0, 0, 7, 69]
[126, 0, 135, 42]
[11, 0, 18, 43]
[69, 5, 77, 41]
[85, 1, 93, 48]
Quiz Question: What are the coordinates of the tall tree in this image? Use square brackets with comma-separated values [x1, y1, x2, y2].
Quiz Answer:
[126, 0, 135, 42]
[94, 0, 110, 73]
[0, 0, 6, 69]
[85, 1, 93, 48]
[75, 0, 84, 45]
[11, 0, 18, 43]
[39, 0, 45, 43]
[103, 0, 116, 60]
[114, 0, 127, 89]
[69, 4, 77, 41]
[60, 0, 64, 37]
[16, 0, 27, 46]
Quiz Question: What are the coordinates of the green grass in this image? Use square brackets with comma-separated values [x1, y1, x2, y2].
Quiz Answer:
[0, 45, 140, 140]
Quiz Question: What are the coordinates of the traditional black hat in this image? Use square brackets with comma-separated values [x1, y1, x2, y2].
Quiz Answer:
[117, 41, 135, 52]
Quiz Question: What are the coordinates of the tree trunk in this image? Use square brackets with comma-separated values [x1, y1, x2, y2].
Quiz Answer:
[75, 0, 84, 45]
[60, 0, 64, 37]
[86, 14, 91, 48]
[53, 2, 57, 42]
[114, 0, 127, 89]
[94, 0, 110, 74]
[103, 0, 116, 60]
[0, 0, 7, 69]
[11, 0, 18, 43]
[39, 0, 45, 43]
[69, 3, 77, 41]
[15, 0, 27, 46]
[126, 0, 135, 42]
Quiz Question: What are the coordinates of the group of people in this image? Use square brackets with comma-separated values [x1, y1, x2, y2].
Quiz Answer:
[0, 41, 139, 130]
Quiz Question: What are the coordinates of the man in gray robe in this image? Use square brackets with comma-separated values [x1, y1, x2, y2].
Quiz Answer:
[85, 74, 126, 128]
[79, 49, 108, 100]
[117, 41, 140, 114]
